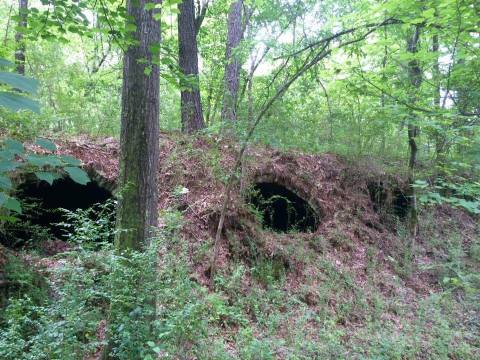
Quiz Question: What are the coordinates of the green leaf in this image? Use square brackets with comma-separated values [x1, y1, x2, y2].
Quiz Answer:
[125, 23, 137, 32]
[5, 197, 22, 214]
[0, 175, 12, 190]
[0, 58, 13, 68]
[144, 2, 156, 10]
[422, 8, 435, 19]
[3, 138, 24, 154]
[44, 155, 63, 166]
[59, 155, 81, 166]
[35, 138, 57, 151]
[27, 154, 64, 167]
[0, 214, 18, 223]
[64, 167, 89, 185]
[0, 91, 40, 113]
[26, 154, 49, 167]
[0, 160, 20, 172]
[0, 72, 39, 94]
[0, 149, 16, 161]
[0, 192, 22, 214]
[35, 171, 60, 185]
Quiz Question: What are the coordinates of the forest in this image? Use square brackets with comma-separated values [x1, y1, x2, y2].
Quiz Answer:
[0, 0, 479, 358]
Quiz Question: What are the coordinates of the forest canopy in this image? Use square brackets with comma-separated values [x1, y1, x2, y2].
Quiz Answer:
[1, 0, 479, 220]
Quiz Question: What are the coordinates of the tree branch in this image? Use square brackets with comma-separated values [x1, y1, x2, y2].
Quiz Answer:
[194, 0, 209, 35]
[209, 22, 389, 284]
[277, 18, 402, 59]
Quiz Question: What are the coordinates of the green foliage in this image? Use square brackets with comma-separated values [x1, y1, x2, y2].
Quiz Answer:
[1, 206, 479, 358]
[0, 136, 89, 216]
[0, 209, 238, 359]
[57, 199, 116, 250]
[1, 253, 48, 316]
[415, 178, 480, 214]
[0, 0, 479, 358]
[0, 58, 39, 113]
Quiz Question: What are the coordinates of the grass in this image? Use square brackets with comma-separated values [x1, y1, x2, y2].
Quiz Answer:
[0, 206, 478, 359]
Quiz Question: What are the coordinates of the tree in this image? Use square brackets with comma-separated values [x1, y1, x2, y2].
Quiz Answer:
[405, 25, 422, 237]
[178, 0, 205, 133]
[15, 0, 28, 75]
[221, 0, 243, 123]
[115, 0, 161, 251]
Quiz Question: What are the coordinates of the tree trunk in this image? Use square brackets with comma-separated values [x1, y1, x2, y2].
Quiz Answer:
[15, 0, 28, 75]
[380, 24, 388, 153]
[221, 0, 243, 123]
[115, 0, 161, 251]
[432, 33, 447, 169]
[406, 25, 422, 237]
[178, 0, 205, 133]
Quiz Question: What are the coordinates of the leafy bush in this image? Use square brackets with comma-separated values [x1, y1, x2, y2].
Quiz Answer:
[0, 208, 236, 359]
[0, 253, 48, 322]
[415, 177, 480, 215]
[57, 199, 116, 250]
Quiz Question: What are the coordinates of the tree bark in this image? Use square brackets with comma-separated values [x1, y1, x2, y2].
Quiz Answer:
[15, 0, 28, 75]
[194, 0, 208, 35]
[432, 32, 447, 168]
[115, 0, 161, 251]
[178, 0, 205, 133]
[406, 25, 422, 237]
[221, 0, 243, 123]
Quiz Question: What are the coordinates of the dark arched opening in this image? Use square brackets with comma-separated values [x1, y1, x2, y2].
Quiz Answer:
[247, 182, 318, 233]
[2, 176, 114, 248]
[367, 181, 409, 220]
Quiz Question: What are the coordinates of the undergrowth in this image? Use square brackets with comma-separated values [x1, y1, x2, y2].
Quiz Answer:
[0, 204, 478, 359]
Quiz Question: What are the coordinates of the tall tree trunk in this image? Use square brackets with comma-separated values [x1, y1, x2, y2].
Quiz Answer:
[380, 23, 388, 153]
[115, 0, 161, 251]
[15, 0, 28, 75]
[221, 0, 243, 123]
[432, 32, 447, 169]
[178, 0, 205, 133]
[406, 25, 422, 237]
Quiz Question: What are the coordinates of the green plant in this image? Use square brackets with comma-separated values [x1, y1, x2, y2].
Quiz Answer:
[0, 207, 243, 359]
[0, 57, 89, 218]
[57, 199, 116, 250]
[251, 257, 286, 286]
[0, 297, 45, 359]
[0, 137, 90, 217]
[0, 253, 48, 322]
[1, 212, 51, 248]
[0, 58, 39, 113]
[415, 178, 480, 215]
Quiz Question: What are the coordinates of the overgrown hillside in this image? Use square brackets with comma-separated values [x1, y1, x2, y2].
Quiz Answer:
[0, 0, 479, 358]
[1, 136, 478, 359]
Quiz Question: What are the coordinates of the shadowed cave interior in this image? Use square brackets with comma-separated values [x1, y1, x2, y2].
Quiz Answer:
[367, 181, 410, 219]
[248, 182, 318, 233]
[4, 176, 114, 247]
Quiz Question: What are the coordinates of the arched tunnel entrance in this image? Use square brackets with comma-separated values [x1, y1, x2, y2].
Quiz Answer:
[2, 175, 115, 248]
[247, 182, 319, 233]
